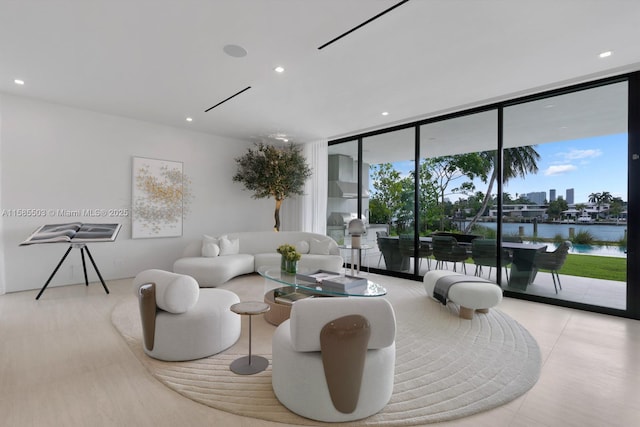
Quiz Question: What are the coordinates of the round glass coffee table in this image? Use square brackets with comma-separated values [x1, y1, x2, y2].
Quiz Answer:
[229, 301, 270, 375]
[258, 266, 387, 325]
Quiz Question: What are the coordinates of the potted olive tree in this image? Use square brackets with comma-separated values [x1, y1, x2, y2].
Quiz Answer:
[233, 142, 312, 231]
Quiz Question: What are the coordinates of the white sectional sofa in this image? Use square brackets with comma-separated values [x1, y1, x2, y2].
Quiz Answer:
[173, 231, 344, 287]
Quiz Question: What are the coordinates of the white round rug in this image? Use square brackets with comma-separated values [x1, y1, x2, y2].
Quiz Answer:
[112, 273, 540, 425]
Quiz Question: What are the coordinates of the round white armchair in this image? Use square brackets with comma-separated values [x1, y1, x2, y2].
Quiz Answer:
[133, 269, 241, 361]
[271, 297, 396, 422]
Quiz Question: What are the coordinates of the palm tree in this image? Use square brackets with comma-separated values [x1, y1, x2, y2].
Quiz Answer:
[588, 191, 613, 220]
[464, 146, 540, 233]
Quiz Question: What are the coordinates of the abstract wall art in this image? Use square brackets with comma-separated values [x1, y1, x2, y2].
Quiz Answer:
[132, 157, 192, 238]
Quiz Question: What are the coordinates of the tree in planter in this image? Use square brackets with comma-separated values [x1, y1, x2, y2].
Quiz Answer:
[233, 142, 312, 231]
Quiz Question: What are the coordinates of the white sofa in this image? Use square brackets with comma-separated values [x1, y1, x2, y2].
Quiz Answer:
[173, 231, 344, 287]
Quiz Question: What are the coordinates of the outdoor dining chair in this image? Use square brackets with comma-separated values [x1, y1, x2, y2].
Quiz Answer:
[471, 238, 512, 281]
[432, 235, 469, 273]
[399, 234, 432, 272]
[533, 240, 571, 293]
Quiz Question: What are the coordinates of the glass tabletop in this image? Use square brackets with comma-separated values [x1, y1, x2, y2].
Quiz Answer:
[257, 266, 386, 297]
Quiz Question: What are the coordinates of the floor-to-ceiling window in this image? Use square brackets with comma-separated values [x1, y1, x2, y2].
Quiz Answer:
[502, 81, 628, 310]
[419, 110, 499, 278]
[327, 73, 638, 319]
[362, 128, 416, 274]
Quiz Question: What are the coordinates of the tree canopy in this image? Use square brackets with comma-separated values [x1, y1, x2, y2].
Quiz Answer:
[233, 142, 311, 231]
[369, 146, 541, 234]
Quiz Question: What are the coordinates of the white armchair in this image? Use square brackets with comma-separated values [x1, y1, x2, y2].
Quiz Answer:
[133, 269, 241, 361]
[271, 297, 396, 422]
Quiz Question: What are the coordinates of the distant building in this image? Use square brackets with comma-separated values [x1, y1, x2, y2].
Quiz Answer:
[523, 191, 546, 205]
[550, 189, 556, 202]
[566, 188, 575, 204]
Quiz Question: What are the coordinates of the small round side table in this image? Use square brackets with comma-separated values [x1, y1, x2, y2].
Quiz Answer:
[229, 301, 270, 375]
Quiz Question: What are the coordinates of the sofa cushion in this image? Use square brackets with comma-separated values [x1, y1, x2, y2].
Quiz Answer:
[310, 237, 332, 255]
[296, 240, 310, 254]
[202, 234, 220, 257]
[133, 269, 199, 314]
[219, 236, 240, 255]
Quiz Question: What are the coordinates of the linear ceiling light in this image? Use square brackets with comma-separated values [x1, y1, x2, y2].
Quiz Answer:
[205, 86, 252, 112]
[318, 0, 410, 50]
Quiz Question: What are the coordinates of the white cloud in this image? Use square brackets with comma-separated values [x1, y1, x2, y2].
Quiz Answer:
[544, 164, 577, 176]
[560, 149, 602, 160]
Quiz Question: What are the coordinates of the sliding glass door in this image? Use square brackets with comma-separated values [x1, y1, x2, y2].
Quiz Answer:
[327, 72, 637, 318]
[419, 111, 499, 278]
[363, 128, 416, 274]
[502, 81, 628, 310]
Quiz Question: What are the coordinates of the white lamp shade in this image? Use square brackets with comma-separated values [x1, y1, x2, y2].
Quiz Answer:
[348, 218, 366, 235]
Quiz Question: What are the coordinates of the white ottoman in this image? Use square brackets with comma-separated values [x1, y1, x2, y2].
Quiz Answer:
[423, 270, 503, 319]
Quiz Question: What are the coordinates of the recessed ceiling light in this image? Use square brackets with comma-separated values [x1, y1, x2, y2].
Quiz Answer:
[14, 79, 24, 85]
[223, 44, 248, 58]
[274, 66, 285, 73]
[186, 117, 193, 122]
[269, 133, 289, 142]
[599, 51, 612, 58]
[381, 111, 389, 116]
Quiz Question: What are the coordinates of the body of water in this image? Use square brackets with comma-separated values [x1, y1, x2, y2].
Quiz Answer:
[466, 221, 627, 241]
[460, 221, 627, 258]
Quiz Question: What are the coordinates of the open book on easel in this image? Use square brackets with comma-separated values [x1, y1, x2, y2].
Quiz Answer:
[20, 222, 122, 245]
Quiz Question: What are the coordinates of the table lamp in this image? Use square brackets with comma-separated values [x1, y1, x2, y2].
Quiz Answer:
[348, 218, 366, 248]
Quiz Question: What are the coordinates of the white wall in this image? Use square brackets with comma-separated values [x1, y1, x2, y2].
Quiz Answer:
[0, 94, 274, 293]
[0, 95, 5, 295]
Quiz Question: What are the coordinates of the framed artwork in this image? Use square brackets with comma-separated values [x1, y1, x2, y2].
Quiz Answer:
[132, 156, 190, 238]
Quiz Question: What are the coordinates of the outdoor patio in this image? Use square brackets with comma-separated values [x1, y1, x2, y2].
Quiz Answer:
[345, 247, 627, 311]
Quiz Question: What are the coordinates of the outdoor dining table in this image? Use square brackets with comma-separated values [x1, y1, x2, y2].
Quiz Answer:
[502, 242, 548, 290]
[378, 236, 547, 290]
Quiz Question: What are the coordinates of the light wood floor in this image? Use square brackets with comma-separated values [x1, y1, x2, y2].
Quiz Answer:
[1, 276, 639, 427]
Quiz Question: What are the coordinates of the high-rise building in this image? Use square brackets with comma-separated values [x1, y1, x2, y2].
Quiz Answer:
[566, 188, 575, 204]
[523, 191, 546, 204]
[550, 189, 556, 202]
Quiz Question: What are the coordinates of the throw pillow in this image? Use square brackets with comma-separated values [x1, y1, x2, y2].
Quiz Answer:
[296, 240, 310, 254]
[201, 234, 220, 257]
[309, 238, 331, 255]
[219, 236, 240, 255]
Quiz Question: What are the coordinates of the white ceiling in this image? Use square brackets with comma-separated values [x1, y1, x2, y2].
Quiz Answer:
[1, 0, 640, 145]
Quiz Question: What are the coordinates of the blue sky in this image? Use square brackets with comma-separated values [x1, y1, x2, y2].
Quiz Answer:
[371, 133, 628, 204]
[503, 133, 627, 204]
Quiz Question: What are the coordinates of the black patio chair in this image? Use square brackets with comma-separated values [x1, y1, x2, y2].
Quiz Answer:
[432, 235, 469, 273]
[471, 238, 512, 281]
[399, 234, 432, 272]
[533, 240, 571, 293]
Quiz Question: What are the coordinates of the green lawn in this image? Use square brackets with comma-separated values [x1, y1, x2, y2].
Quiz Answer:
[547, 254, 626, 282]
